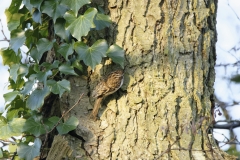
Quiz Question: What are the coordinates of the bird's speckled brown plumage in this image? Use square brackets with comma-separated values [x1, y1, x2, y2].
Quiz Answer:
[90, 70, 124, 120]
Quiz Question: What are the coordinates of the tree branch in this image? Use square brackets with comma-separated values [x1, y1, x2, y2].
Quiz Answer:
[0, 19, 10, 42]
[213, 121, 240, 129]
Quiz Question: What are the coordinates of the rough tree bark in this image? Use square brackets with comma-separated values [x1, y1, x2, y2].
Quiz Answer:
[45, 0, 236, 159]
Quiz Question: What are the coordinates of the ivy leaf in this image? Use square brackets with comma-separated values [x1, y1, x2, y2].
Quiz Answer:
[10, 118, 26, 135]
[25, 29, 38, 48]
[40, 60, 60, 70]
[23, 118, 46, 136]
[36, 70, 52, 85]
[21, 80, 35, 95]
[61, 0, 91, 16]
[17, 138, 41, 160]
[32, 9, 42, 24]
[30, 47, 40, 63]
[47, 79, 70, 97]
[0, 149, 3, 158]
[57, 43, 74, 61]
[9, 63, 29, 84]
[39, 22, 49, 37]
[5, 10, 23, 31]
[74, 39, 108, 69]
[30, 0, 43, 10]
[23, 0, 33, 11]
[0, 118, 26, 139]
[59, 63, 78, 75]
[57, 116, 79, 134]
[64, 8, 97, 41]
[42, 1, 68, 23]
[0, 48, 21, 66]
[8, 0, 22, 13]
[3, 91, 19, 103]
[55, 18, 70, 41]
[94, 13, 112, 30]
[32, 38, 55, 63]
[72, 59, 83, 71]
[9, 64, 19, 83]
[26, 87, 50, 110]
[0, 116, 7, 126]
[18, 64, 29, 77]
[36, 38, 55, 55]
[9, 77, 25, 90]
[9, 29, 26, 53]
[7, 107, 25, 120]
[45, 116, 60, 130]
[107, 44, 125, 68]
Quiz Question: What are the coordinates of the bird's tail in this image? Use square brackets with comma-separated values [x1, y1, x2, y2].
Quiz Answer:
[90, 97, 103, 120]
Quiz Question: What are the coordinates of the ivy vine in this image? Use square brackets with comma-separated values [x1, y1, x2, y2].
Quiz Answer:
[0, 0, 124, 159]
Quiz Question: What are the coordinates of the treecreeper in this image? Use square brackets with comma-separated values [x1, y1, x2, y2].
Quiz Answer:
[90, 70, 124, 120]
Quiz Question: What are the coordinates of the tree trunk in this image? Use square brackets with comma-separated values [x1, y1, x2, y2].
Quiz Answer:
[48, 0, 236, 159]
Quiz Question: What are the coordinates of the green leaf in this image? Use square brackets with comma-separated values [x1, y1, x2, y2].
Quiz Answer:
[9, 64, 19, 83]
[36, 70, 52, 85]
[33, 64, 40, 73]
[0, 48, 21, 66]
[57, 116, 79, 134]
[23, 118, 46, 136]
[21, 80, 35, 95]
[39, 21, 49, 37]
[0, 118, 26, 139]
[32, 9, 42, 24]
[0, 116, 7, 126]
[72, 59, 83, 71]
[7, 0, 22, 13]
[5, 10, 23, 31]
[7, 108, 24, 120]
[18, 64, 29, 77]
[10, 118, 26, 134]
[9, 143, 17, 153]
[23, 0, 33, 11]
[6, 98, 26, 120]
[36, 38, 55, 55]
[30, 47, 41, 63]
[0, 149, 3, 158]
[40, 60, 60, 70]
[107, 44, 125, 68]
[30, 0, 43, 10]
[64, 8, 97, 41]
[57, 43, 74, 61]
[59, 63, 78, 75]
[9, 76, 25, 90]
[55, 18, 70, 41]
[3, 91, 19, 103]
[42, 1, 68, 23]
[47, 79, 70, 97]
[17, 138, 41, 160]
[25, 29, 38, 48]
[9, 29, 26, 53]
[61, 0, 91, 16]
[26, 87, 50, 110]
[31, 38, 55, 63]
[94, 13, 112, 30]
[74, 39, 108, 69]
[45, 116, 60, 129]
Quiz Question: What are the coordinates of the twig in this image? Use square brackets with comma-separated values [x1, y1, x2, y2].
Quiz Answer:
[0, 19, 10, 42]
[48, 93, 84, 133]
[40, 93, 84, 159]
